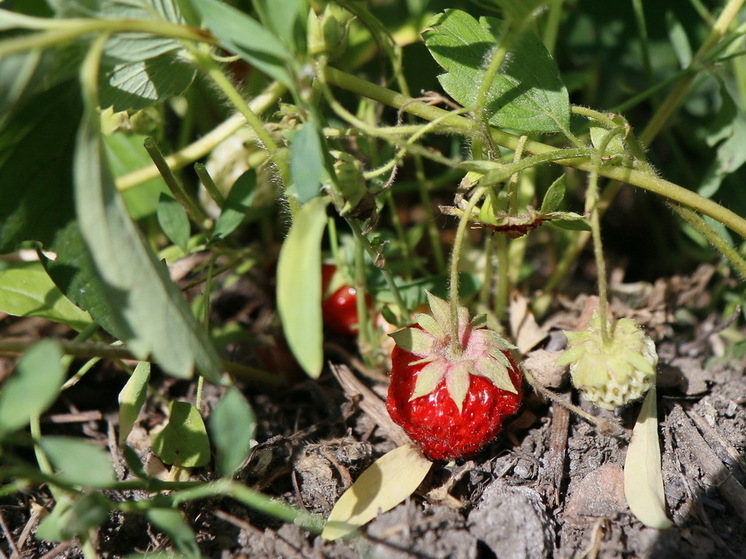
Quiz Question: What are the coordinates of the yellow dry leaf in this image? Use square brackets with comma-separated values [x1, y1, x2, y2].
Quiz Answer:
[623, 386, 673, 529]
[322, 443, 433, 541]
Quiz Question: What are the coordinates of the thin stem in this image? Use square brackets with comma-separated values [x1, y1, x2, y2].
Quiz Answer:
[194, 163, 226, 207]
[448, 188, 488, 354]
[346, 219, 409, 318]
[322, 66, 746, 239]
[495, 233, 510, 321]
[586, 129, 625, 343]
[117, 81, 285, 191]
[188, 48, 291, 195]
[144, 137, 211, 230]
[542, 0, 565, 55]
[672, 203, 746, 279]
[474, 21, 520, 122]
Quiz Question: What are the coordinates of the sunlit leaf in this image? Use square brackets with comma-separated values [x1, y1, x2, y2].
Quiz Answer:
[623, 387, 673, 529]
[152, 400, 211, 467]
[424, 9, 569, 133]
[0, 261, 92, 331]
[277, 196, 329, 378]
[118, 361, 151, 446]
[322, 444, 433, 541]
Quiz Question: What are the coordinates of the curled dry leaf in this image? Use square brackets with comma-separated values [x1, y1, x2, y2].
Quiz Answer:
[322, 443, 433, 541]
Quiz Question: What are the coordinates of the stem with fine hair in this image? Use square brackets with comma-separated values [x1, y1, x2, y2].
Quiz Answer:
[448, 187, 488, 354]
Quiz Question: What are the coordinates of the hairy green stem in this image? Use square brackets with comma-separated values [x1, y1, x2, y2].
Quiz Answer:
[144, 137, 211, 229]
[672, 204, 746, 279]
[448, 188, 488, 354]
[322, 66, 746, 239]
[117, 81, 285, 191]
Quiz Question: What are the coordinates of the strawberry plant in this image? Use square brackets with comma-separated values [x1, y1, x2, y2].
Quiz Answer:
[1, 0, 746, 556]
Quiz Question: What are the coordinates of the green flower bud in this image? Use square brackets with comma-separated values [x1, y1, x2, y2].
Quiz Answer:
[555, 312, 657, 410]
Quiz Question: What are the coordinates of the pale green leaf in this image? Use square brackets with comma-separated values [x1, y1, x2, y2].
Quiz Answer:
[277, 196, 329, 378]
[40, 436, 117, 488]
[414, 312, 445, 339]
[624, 387, 673, 529]
[424, 10, 570, 133]
[74, 103, 221, 381]
[290, 122, 325, 203]
[0, 340, 65, 440]
[152, 400, 211, 467]
[118, 361, 151, 446]
[209, 387, 256, 476]
[0, 261, 92, 331]
[322, 444, 433, 541]
[157, 193, 191, 251]
[389, 326, 436, 357]
[425, 291, 451, 330]
[473, 355, 517, 394]
[410, 361, 447, 400]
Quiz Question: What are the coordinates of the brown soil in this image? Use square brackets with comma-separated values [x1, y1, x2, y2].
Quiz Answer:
[1, 264, 745, 558]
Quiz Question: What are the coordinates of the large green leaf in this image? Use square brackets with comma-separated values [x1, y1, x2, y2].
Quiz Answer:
[192, 0, 295, 91]
[0, 80, 80, 254]
[277, 196, 328, 378]
[0, 261, 92, 331]
[73, 103, 221, 381]
[423, 9, 569, 133]
[0, 340, 65, 440]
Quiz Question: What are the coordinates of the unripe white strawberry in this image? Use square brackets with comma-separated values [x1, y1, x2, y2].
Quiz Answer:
[555, 312, 657, 410]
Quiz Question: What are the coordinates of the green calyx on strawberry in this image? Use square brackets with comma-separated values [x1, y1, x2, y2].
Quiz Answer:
[386, 292, 523, 461]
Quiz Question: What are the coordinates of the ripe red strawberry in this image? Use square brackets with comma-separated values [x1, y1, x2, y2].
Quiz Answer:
[386, 293, 522, 460]
[321, 264, 371, 336]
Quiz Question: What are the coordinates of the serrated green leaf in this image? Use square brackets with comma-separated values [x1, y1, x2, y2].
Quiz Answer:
[424, 10, 569, 133]
[157, 193, 191, 250]
[277, 196, 329, 378]
[213, 170, 257, 240]
[74, 103, 221, 381]
[194, 0, 295, 90]
[40, 436, 117, 487]
[0, 340, 65, 440]
[145, 508, 200, 559]
[624, 387, 673, 529]
[0, 261, 92, 331]
[152, 400, 211, 467]
[209, 387, 256, 476]
[36, 493, 111, 542]
[322, 444, 433, 541]
[118, 361, 151, 446]
[540, 175, 566, 213]
[290, 122, 325, 203]
[100, 53, 196, 111]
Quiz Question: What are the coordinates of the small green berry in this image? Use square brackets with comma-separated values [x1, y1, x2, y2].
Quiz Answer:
[555, 312, 657, 410]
